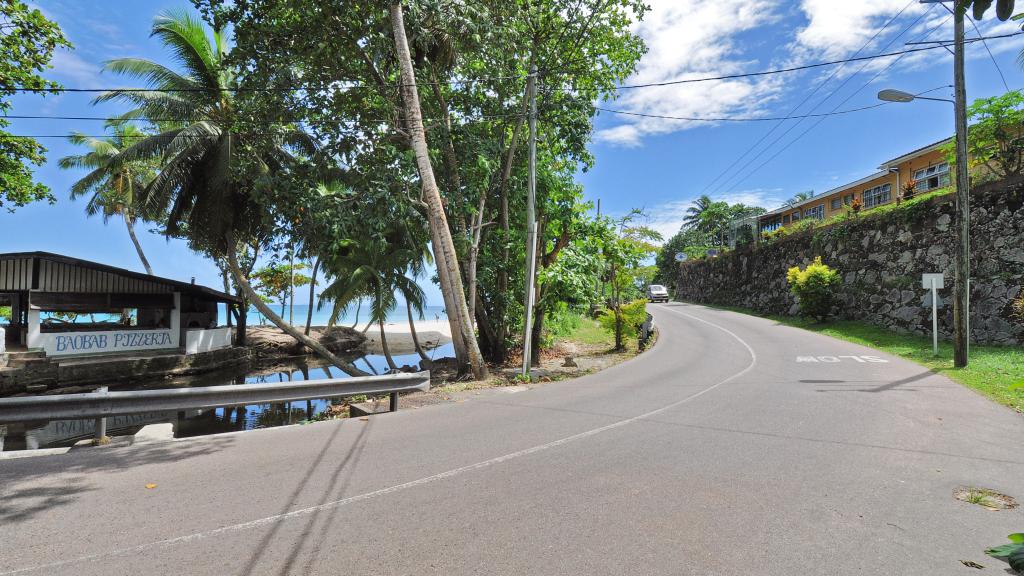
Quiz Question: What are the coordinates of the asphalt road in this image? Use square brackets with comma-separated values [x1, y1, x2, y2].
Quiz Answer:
[2, 303, 1023, 575]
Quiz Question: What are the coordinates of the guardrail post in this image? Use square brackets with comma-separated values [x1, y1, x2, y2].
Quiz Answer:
[389, 392, 399, 412]
[94, 386, 109, 446]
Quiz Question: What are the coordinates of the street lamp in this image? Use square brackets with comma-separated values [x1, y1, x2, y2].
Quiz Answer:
[877, 89, 953, 104]
[879, 84, 969, 367]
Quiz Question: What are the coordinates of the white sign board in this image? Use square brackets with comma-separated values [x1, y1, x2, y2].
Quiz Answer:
[921, 273, 944, 290]
[38, 329, 178, 357]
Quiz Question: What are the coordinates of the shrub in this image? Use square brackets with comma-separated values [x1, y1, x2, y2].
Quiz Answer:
[541, 303, 583, 349]
[1013, 293, 1024, 325]
[597, 299, 648, 343]
[902, 179, 917, 201]
[850, 197, 863, 214]
[786, 257, 841, 321]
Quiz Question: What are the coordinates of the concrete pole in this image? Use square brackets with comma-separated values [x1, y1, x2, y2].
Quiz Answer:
[931, 278, 939, 356]
[521, 66, 538, 379]
[93, 386, 109, 445]
[952, 6, 971, 367]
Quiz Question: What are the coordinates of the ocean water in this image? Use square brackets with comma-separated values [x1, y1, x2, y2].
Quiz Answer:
[233, 303, 449, 327]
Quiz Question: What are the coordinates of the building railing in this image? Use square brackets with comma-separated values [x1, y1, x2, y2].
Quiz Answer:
[0, 371, 431, 424]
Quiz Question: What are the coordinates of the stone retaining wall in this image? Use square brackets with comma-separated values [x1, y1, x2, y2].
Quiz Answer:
[675, 177, 1024, 345]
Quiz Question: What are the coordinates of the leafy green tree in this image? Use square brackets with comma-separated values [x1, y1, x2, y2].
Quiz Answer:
[654, 228, 713, 288]
[961, 0, 1015, 21]
[598, 210, 661, 350]
[98, 9, 365, 376]
[251, 262, 310, 319]
[196, 0, 648, 369]
[0, 1, 71, 211]
[59, 124, 157, 275]
[965, 89, 1024, 179]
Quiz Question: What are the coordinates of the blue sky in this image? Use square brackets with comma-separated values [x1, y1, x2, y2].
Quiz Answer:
[3, 0, 1023, 305]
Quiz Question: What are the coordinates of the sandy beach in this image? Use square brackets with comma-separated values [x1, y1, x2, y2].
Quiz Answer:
[360, 319, 452, 355]
[247, 320, 453, 357]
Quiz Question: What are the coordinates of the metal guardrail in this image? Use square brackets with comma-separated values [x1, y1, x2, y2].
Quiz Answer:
[0, 371, 431, 424]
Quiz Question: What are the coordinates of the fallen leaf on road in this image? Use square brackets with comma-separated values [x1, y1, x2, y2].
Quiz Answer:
[960, 560, 983, 569]
[358, 417, 369, 421]
[145, 483, 157, 490]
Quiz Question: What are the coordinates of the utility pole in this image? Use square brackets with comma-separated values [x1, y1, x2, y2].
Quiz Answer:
[952, 4, 971, 367]
[288, 246, 296, 327]
[521, 65, 539, 379]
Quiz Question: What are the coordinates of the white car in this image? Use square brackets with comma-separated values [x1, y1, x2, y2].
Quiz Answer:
[646, 284, 669, 303]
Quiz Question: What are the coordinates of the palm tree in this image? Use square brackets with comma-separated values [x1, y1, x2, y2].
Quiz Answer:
[58, 123, 156, 275]
[683, 195, 714, 229]
[97, 9, 366, 377]
[320, 230, 427, 371]
[784, 191, 814, 207]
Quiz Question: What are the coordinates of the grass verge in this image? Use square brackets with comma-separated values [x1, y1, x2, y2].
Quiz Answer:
[709, 304, 1024, 413]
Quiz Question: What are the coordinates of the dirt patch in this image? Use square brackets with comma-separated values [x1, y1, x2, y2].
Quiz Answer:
[954, 486, 1018, 510]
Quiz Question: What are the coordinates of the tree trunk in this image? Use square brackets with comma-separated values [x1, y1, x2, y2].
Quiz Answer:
[530, 305, 544, 368]
[466, 192, 487, 324]
[390, 4, 487, 379]
[407, 299, 431, 363]
[429, 65, 468, 242]
[349, 299, 361, 329]
[224, 233, 367, 377]
[495, 91, 530, 352]
[123, 212, 154, 275]
[379, 318, 398, 371]
[305, 256, 320, 336]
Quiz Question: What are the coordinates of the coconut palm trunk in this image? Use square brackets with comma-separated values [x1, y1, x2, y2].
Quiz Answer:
[390, 4, 487, 379]
[349, 299, 361, 329]
[407, 299, 431, 363]
[304, 256, 320, 336]
[225, 235, 367, 377]
[378, 318, 398, 371]
[123, 211, 154, 275]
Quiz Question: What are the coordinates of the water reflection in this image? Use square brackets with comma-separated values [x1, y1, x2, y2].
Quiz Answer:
[6, 344, 453, 451]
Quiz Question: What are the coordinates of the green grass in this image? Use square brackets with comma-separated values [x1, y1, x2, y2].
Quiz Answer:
[711, 305, 1024, 413]
[567, 315, 617, 347]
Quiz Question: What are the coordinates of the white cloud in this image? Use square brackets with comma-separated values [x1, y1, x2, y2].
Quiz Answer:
[596, 0, 784, 147]
[49, 50, 101, 85]
[596, 0, 1024, 148]
[794, 0, 928, 60]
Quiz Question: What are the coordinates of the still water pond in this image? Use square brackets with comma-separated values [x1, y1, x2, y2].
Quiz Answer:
[6, 344, 453, 451]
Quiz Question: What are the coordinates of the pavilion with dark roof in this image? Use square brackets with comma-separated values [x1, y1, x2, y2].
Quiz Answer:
[0, 252, 242, 358]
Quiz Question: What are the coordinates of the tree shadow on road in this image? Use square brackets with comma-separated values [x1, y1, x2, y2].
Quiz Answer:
[0, 436, 235, 524]
[813, 369, 935, 393]
[233, 418, 372, 576]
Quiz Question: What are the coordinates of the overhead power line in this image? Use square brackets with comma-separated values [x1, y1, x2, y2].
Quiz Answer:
[610, 31, 1020, 90]
[720, 13, 954, 197]
[709, 1, 930, 197]
[596, 102, 892, 122]
[6, 32, 1019, 96]
[699, 0, 918, 196]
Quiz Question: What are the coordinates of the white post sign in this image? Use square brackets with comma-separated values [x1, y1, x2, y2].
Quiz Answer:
[922, 273, 944, 356]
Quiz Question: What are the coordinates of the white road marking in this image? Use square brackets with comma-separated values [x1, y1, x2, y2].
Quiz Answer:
[2, 303, 756, 575]
[796, 355, 889, 363]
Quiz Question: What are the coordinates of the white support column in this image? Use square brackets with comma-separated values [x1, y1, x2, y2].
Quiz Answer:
[26, 298, 40, 350]
[172, 292, 182, 349]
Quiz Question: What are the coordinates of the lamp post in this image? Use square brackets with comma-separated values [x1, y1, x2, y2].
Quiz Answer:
[878, 81, 968, 367]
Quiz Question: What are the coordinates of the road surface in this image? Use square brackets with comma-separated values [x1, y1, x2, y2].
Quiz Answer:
[2, 303, 1023, 575]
